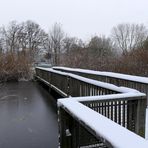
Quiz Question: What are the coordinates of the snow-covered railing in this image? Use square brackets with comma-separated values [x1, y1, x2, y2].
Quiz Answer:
[53, 67, 148, 84]
[35, 67, 148, 147]
[36, 67, 140, 97]
[53, 66, 148, 138]
[81, 93, 146, 136]
[58, 93, 146, 141]
[58, 97, 148, 148]
[53, 67, 148, 104]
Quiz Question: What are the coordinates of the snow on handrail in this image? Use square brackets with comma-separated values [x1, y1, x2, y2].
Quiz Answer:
[36, 67, 141, 93]
[53, 66, 148, 84]
[58, 99, 148, 148]
[61, 92, 146, 102]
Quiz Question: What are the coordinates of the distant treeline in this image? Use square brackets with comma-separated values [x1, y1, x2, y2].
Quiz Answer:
[0, 21, 148, 81]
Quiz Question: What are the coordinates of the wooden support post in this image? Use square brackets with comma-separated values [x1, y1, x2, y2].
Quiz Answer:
[145, 107, 148, 139]
[135, 98, 146, 137]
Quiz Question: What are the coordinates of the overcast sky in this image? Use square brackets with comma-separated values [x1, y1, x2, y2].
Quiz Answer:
[0, 0, 148, 40]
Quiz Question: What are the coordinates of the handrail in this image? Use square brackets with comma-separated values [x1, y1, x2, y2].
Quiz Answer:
[62, 92, 146, 102]
[53, 67, 148, 106]
[36, 67, 140, 94]
[53, 66, 148, 84]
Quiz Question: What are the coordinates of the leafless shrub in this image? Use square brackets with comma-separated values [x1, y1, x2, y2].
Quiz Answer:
[0, 51, 32, 81]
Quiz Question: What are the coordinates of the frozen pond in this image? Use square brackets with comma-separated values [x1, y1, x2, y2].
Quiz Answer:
[0, 81, 58, 148]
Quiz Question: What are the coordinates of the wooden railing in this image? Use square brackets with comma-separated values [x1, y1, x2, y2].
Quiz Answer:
[53, 67, 148, 105]
[36, 67, 130, 97]
[36, 67, 69, 96]
[35, 67, 148, 148]
[58, 97, 148, 148]
[81, 95, 146, 136]
[53, 67, 148, 140]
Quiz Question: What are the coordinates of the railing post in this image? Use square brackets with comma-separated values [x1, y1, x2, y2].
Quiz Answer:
[58, 107, 72, 148]
[145, 107, 148, 140]
[145, 86, 148, 139]
[135, 98, 146, 137]
[67, 76, 70, 97]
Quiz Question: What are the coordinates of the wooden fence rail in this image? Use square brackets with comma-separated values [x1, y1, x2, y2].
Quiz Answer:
[58, 97, 148, 148]
[36, 67, 125, 97]
[53, 67, 148, 139]
[82, 96, 146, 136]
[53, 67, 148, 105]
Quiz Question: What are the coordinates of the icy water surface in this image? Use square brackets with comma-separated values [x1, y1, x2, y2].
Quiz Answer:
[0, 81, 58, 148]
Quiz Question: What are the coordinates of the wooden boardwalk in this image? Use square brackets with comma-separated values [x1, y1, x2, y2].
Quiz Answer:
[35, 67, 148, 148]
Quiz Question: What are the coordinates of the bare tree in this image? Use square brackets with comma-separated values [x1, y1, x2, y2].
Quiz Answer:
[0, 20, 49, 81]
[63, 37, 76, 54]
[0, 20, 48, 63]
[88, 35, 114, 56]
[63, 37, 85, 53]
[111, 23, 147, 55]
[20, 20, 48, 62]
[0, 21, 21, 53]
[49, 23, 64, 65]
[0, 38, 3, 53]
[60, 36, 86, 66]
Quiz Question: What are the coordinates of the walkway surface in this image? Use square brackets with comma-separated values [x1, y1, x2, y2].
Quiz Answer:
[0, 81, 58, 148]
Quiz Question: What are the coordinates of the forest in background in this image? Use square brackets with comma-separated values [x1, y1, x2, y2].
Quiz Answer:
[0, 20, 148, 81]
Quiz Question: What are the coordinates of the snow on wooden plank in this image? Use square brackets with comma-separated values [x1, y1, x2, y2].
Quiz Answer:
[62, 92, 146, 102]
[36, 67, 68, 76]
[58, 99, 148, 148]
[53, 66, 148, 84]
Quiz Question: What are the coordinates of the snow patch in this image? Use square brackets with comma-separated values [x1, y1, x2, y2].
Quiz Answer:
[60, 92, 146, 102]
